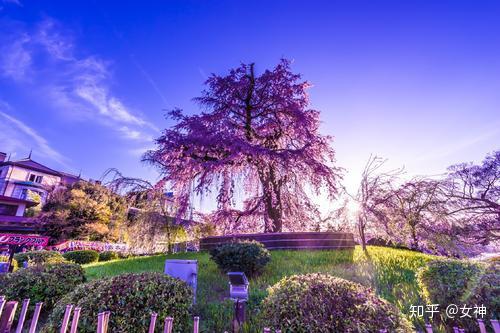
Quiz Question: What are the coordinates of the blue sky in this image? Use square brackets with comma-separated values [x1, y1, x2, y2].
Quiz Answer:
[1, 0, 499, 201]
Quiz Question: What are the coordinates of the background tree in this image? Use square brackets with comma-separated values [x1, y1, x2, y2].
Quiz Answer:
[383, 179, 445, 251]
[144, 60, 342, 233]
[103, 169, 190, 253]
[442, 150, 499, 245]
[40, 181, 128, 243]
[351, 155, 403, 251]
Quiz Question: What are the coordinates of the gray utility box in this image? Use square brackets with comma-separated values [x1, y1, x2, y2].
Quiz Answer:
[164, 259, 198, 303]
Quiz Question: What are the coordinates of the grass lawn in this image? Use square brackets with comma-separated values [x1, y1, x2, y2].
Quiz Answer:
[84, 246, 435, 332]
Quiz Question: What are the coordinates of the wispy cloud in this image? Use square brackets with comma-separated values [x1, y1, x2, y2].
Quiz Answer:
[414, 124, 500, 163]
[0, 17, 157, 142]
[0, 101, 68, 166]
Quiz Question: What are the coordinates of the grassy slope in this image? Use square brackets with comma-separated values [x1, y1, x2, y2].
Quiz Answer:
[84, 246, 435, 332]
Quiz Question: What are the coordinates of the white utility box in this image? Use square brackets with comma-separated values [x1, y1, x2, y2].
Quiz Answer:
[164, 259, 198, 303]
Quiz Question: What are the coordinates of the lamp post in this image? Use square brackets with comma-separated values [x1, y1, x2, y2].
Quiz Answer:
[227, 272, 249, 333]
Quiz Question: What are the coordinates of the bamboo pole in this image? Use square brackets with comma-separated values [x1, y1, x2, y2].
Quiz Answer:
[97, 312, 105, 333]
[163, 316, 173, 333]
[104, 311, 110, 333]
[69, 307, 81, 333]
[491, 320, 500, 333]
[15, 299, 30, 333]
[148, 312, 158, 333]
[60, 304, 74, 333]
[1, 301, 18, 332]
[28, 302, 43, 333]
[0, 296, 5, 318]
[193, 316, 199, 333]
[477, 320, 487, 333]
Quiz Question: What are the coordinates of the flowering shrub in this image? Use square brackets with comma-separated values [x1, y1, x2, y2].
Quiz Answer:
[14, 250, 66, 265]
[43, 273, 193, 332]
[0, 263, 86, 315]
[260, 273, 413, 332]
[98, 250, 119, 261]
[417, 259, 483, 306]
[209, 240, 271, 276]
[63, 250, 99, 264]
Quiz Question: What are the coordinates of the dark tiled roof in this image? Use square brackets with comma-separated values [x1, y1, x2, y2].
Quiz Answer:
[0, 158, 61, 176]
[0, 158, 80, 181]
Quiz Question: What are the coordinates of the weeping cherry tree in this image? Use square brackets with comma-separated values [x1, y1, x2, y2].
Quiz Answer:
[144, 60, 342, 233]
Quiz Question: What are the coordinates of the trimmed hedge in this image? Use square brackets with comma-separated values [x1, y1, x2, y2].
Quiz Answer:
[63, 250, 99, 264]
[43, 273, 193, 332]
[261, 273, 412, 332]
[418, 259, 498, 329]
[13, 250, 66, 265]
[466, 263, 499, 323]
[209, 240, 271, 277]
[98, 251, 119, 262]
[0, 263, 86, 314]
[417, 259, 483, 306]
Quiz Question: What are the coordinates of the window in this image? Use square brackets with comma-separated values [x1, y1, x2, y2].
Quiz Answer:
[0, 203, 18, 216]
[28, 174, 43, 183]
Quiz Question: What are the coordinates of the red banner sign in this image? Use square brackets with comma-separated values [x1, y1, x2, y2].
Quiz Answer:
[51, 240, 128, 252]
[0, 234, 50, 247]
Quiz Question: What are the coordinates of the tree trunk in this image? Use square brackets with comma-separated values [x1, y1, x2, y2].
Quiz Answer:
[358, 218, 367, 252]
[261, 166, 283, 233]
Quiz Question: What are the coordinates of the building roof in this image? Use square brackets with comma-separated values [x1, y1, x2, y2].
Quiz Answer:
[0, 157, 80, 180]
[0, 195, 38, 208]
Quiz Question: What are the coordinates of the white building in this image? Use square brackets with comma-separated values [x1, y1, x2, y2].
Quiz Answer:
[0, 152, 80, 206]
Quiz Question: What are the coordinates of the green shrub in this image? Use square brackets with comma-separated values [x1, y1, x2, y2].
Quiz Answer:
[63, 250, 99, 264]
[261, 273, 412, 332]
[98, 251, 119, 262]
[417, 259, 483, 306]
[0, 263, 86, 315]
[209, 240, 271, 276]
[14, 250, 66, 265]
[463, 263, 499, 328]
[43, 273, 193, 333]
[0, 255, 18, 271]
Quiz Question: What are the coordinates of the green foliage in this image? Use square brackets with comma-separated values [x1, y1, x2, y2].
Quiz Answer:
[84, 247, 434, 332]
[43, 273, 193, 333]
[41, 181, 128, 242]
[0, 255, 18, 271]
[209, 240, 271, 277]
[13, 250, 66, 265]
[417, 259, 483, 306]
[261, 273, 413, 332]
[63, 250, 99, 264]
[98, 250, 119, 261]
[0, 263, 86, 315]
[465, 263, 499, 323]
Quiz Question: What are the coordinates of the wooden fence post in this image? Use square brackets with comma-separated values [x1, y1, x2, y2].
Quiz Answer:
[28, 302, 42, 333]
[60, 304, 73, 333]
[148, 312, 158, 333]
[69, 307, 81, 333]
[15, 299, 30, 333]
